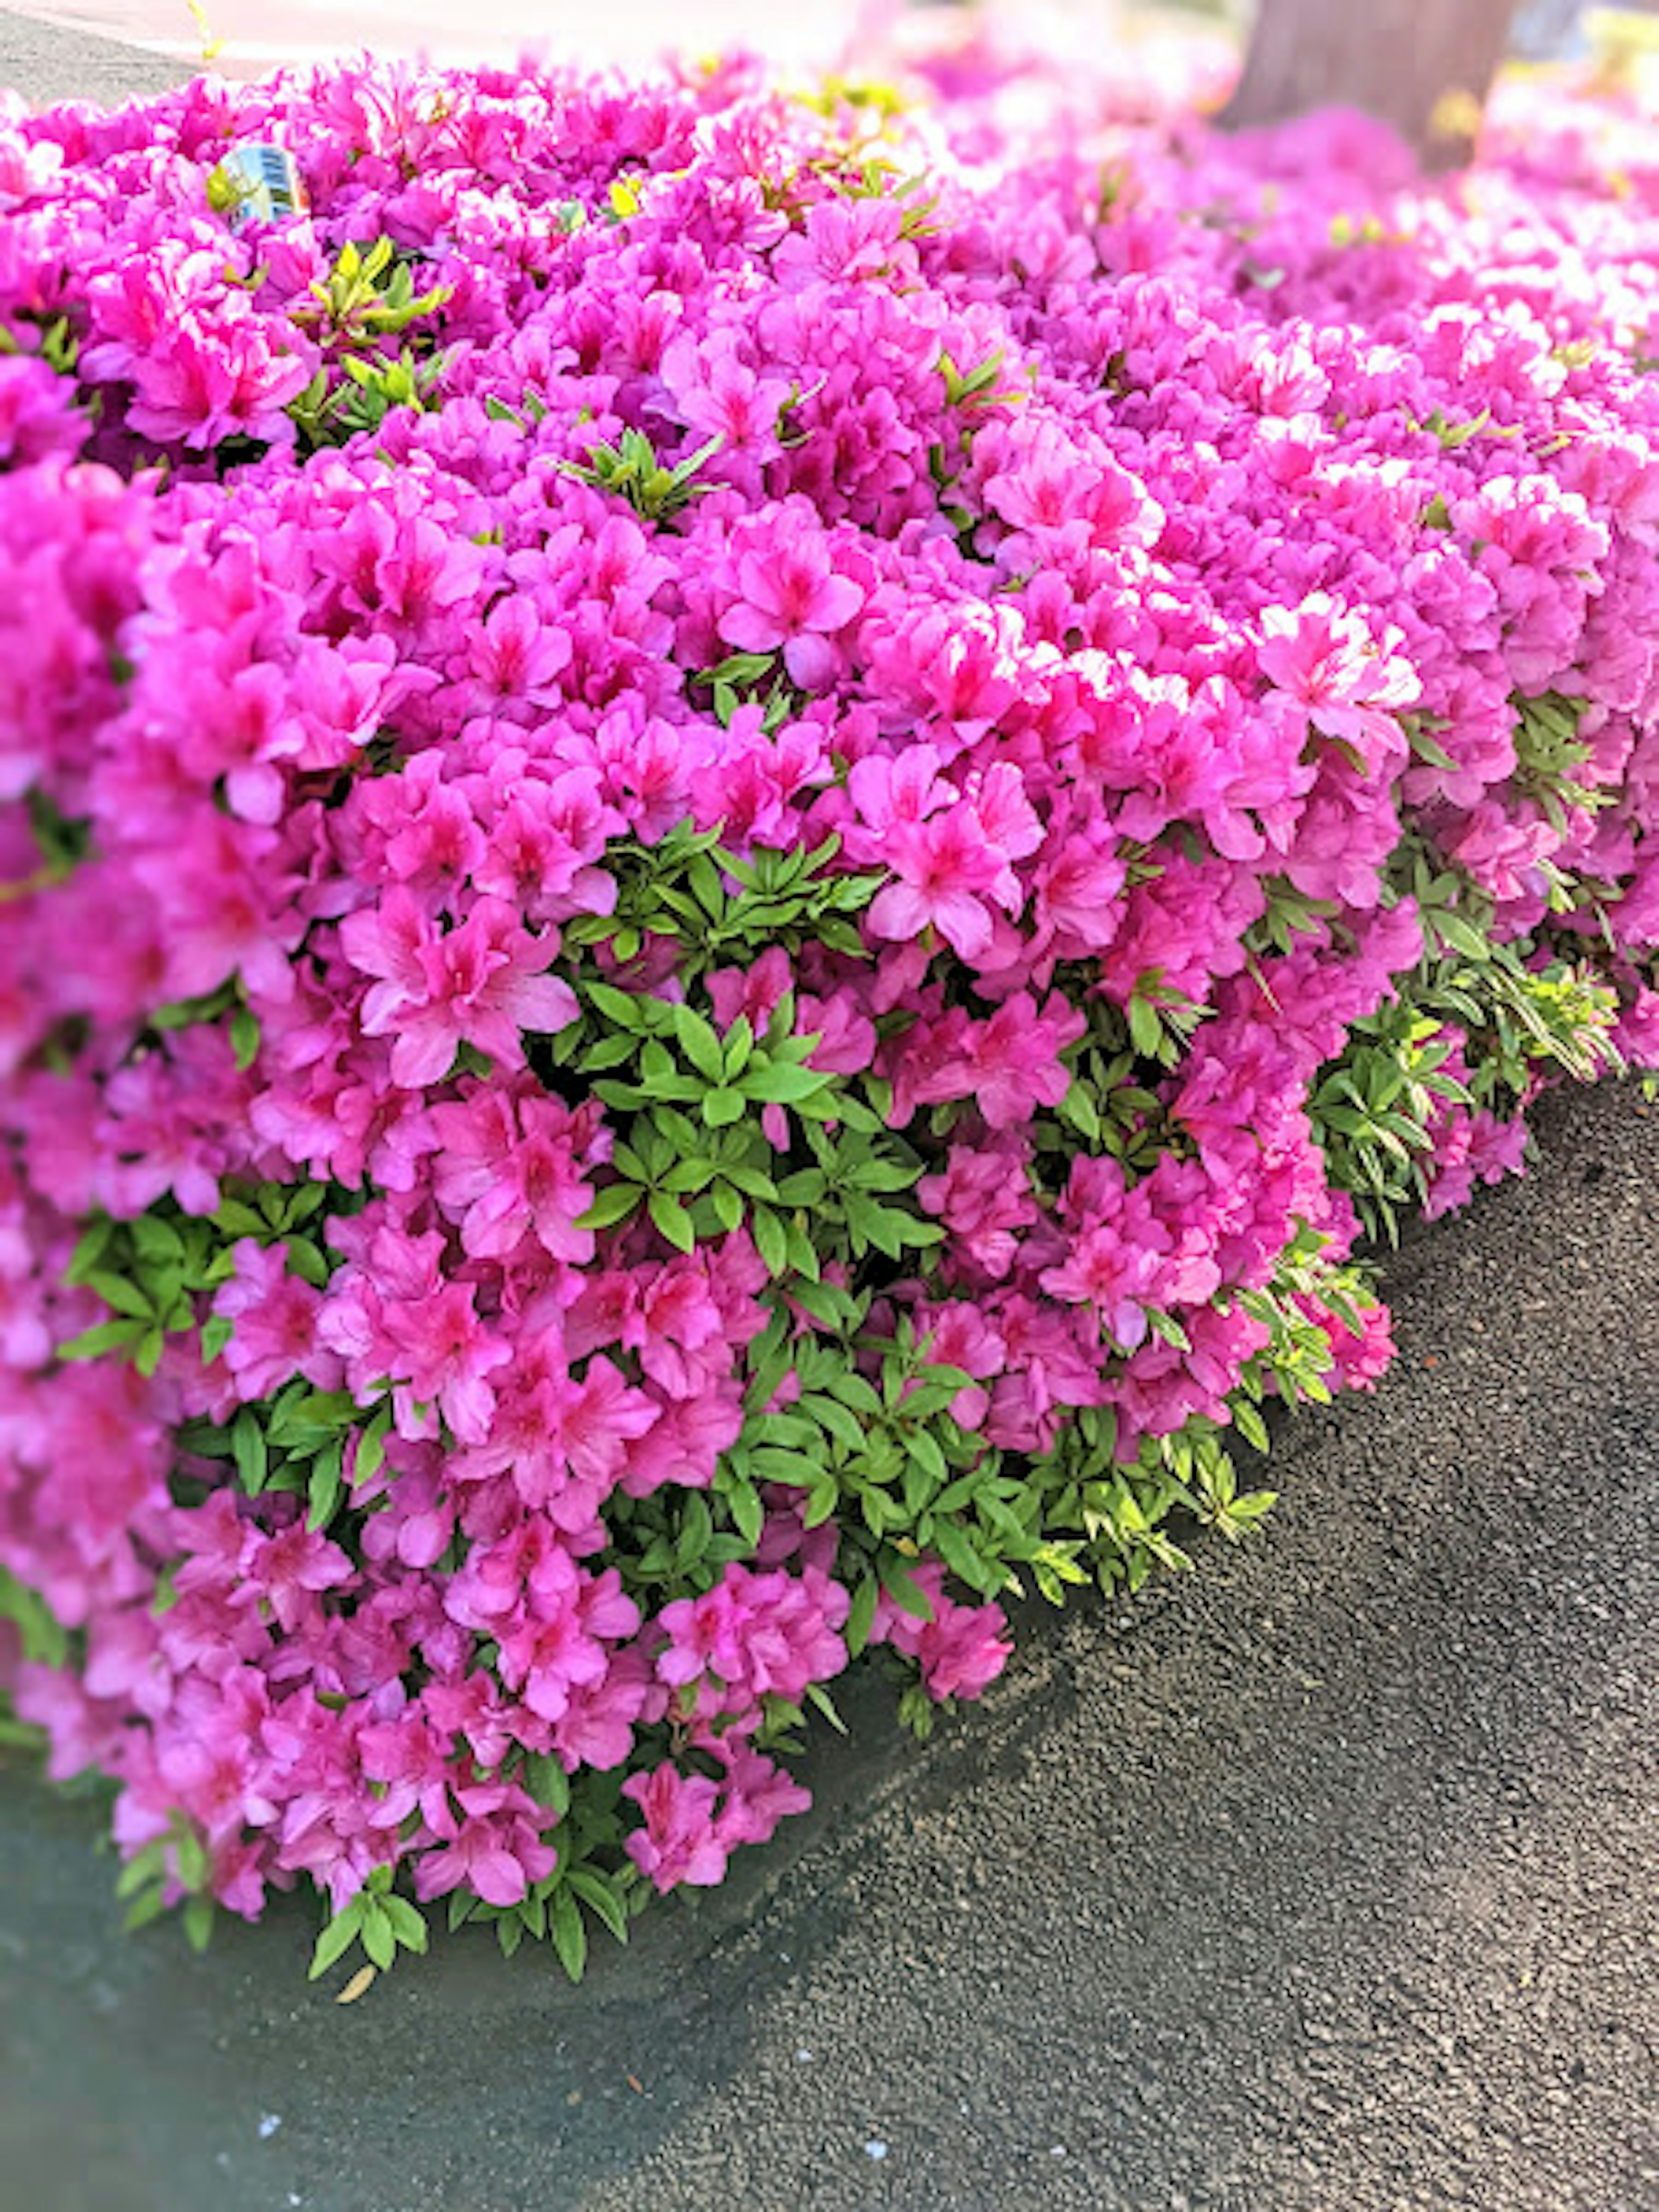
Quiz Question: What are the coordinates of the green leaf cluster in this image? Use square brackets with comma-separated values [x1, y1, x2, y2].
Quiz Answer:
[562, 828, 880, 979]
[1411, 404, 1522, 453]
[695, 649, 797, 734]
[559, 427, 724, 520]
[1309, 1009, 1470, 1244]
[0, 1564, 69, 1669]
[737, 1311, 1021, 1594]
[560, 979, 888, 1257]
[118, 1813, 217, 1951]
[445, 1767, 642, 1978]
[1510, 690, 1612, 830]
[56, 1180, 340, 1376]
[177, 1380, 392, 1535]
[295, 235, 454, 347]
[289, 346, 448, 450]
[937, 346, 1024, 413]
[1008, 1234, 1371, 1598]
[309, 1862, 430, 1980]
[1245, 874, 1339, 959]
[1308, 837, 1623, 1241]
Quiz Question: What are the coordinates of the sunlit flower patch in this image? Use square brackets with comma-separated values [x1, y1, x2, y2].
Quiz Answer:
[1, 43, 1656, 1981]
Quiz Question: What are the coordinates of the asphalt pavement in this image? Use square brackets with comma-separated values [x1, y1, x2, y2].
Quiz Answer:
[0, 6, 186, 103]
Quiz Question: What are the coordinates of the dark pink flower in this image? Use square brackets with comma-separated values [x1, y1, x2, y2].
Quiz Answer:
[340, 892, 577, 1088]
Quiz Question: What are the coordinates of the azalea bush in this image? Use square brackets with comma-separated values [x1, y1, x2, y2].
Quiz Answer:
[2, 35, 1659, 1985]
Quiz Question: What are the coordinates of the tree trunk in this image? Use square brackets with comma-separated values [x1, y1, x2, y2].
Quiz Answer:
[1221, 0, 1521, 167]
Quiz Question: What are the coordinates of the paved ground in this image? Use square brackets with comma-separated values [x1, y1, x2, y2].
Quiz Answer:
[1, 27, 1656, 2212]
[0, 5, 184, 101]
[3, 0, 867, 80]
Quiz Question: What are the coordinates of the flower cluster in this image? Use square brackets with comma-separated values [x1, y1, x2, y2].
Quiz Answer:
[0, 39, 1656, 1976]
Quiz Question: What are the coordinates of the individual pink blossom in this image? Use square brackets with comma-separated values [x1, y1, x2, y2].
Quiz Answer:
[427, 1084, 607, 1263]
[339, 891, 577, 1087]
[870, 1562, 1013, 1703]
[211, 1239, 345, 1402]
[716, 512, 865, 687]
[622, 1762, 729, 1890]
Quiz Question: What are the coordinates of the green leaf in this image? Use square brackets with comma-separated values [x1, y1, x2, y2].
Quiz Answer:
[903, 1425, 948, 1486]
[723, 1474, 763, 1547]
[87, 1270, 154, 1319]
[783, 1276, 853, 1329]
[751, 1205, 788, 1277]
[748, 1446, 827, 1487]
[275, 1389, 358, 1438]
[307, 1442, 344, 1532]
[719, 1161, 778, 1202]
[310, 1894, 368, 1980]
[802, 1473, 840, 1529]
[721, 1013, 754, 1077]
[876, 1551, 935, 1623]
[232, 1408, 267, 1494]
[934, 1516, 991, 1590]
[701, 1088, 746, 1127]
[565, 1867, 628, 1945]
[1128, 993, 1163, 1059]
[213, 1199, 267, 1239]
[1145, 1309, 1191, 1353]
[708, 1181, 744, 1233]
[824, 1370, 883, 1418]
[577, 1183, 644, 1232]
[130, 1216, 184, 1266]
[1231, 1398, 1271, 1454]
[114, 1842, 165, 1901]
[0, 1568, 68, 1666]
[353, 1401, 394, 1486]
[671, 1003, 726, 1084]
[1228, 1488, 1278, 1526]
[801, 1681, 847, 1735]
[283, 1236, 329, 1290]
[230, 1007, 261, 1071]
[63, 1216, 115, 1285]
[675, 1493, 713, 1570]
[183, 1893, 215, 1953]
[124, 1886, 171, 1934]
[843, 1570, 878, 1658]
[580, 1033, 638, 1073]
[360, 1902, 395, 1972]
[550, 1888, 587, 1982]
[585, 980, 648, 1030]
[647, 1189, 696, 1254]
[521, 1751, 571, 1818]
[1057, 1079, 1102, 1142]
[199, 1313, 235, 1363]
[1430, 910, 1489, 960]
[737, 1061, 832, 1107]
[57, 1317, 145, 1362]
[381, 1894, 429, 1954]
[782, 1218, 820, 1280]
[801, 1392, 866, 1455]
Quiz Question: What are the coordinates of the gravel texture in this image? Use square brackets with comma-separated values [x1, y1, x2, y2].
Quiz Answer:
[0, 8, 188, 107]
[0, 35, 1654, 2212]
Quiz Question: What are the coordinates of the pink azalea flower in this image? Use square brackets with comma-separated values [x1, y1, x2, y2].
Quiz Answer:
[717, 522, 865, 687]
[340, 891, 577, 1087]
